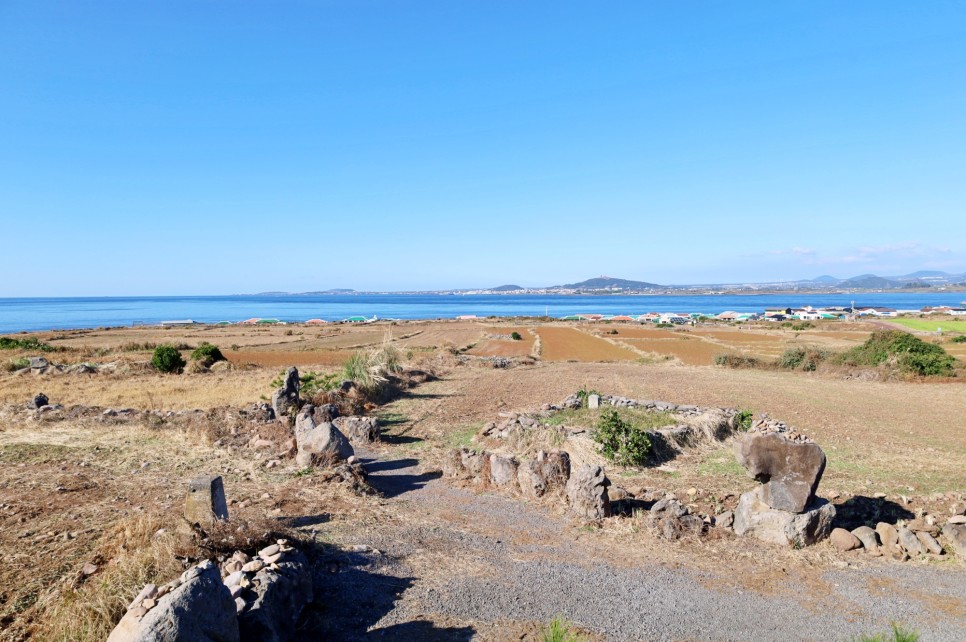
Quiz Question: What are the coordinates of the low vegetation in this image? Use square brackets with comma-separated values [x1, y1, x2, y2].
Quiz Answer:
[150, 344, 186, 374]
[594, 409, 653, 466]
[716, 330, 958, 378]
[541, 616, 588, 642]
[839, 330, 955, 377]
[340, 342, 403, 398]
[189, 342, 225, 366]
[854, 622, 920, 642]
[0, 336, 59, 352]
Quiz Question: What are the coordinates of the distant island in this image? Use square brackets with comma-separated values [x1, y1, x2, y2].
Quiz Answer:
[248, 271, 966, 296]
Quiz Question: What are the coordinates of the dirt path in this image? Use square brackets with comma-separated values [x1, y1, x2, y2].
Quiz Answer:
[308, 443, 966, 640]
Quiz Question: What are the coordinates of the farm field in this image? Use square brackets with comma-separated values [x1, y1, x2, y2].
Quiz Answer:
[466, 327, 535, 358]
[535, 326, 639, 361]
[889, 318, 966, 333]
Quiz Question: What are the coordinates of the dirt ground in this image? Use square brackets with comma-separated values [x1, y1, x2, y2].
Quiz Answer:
[0, 320, 964, 640]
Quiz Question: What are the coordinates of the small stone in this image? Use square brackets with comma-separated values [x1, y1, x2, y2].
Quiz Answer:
[875, 523, 899, 549]
[141, 598, 156, 609]
[948, 515, 966, 525]
[241, 560, 264, 573]
[229, 584, 244, 599]
[830, 528, 861, 551]
[348, 544, 370, 553]
[263, 553, 282, 564]
[127, 584, 158, 610]
[223, 560, 243, 574]
[715, 510, 734, 529]
[81, 562, 98, 575]
[224, 570, 244, 587]
[873, 492, 887, 499]
[898, 526, 924, 555]
[129, 606, 148, 618]
[852, 526, 879, 550]
[235, 597, 247, 613]
[232, 551, 251, 564]
[916, 531, 944, 555]
[258, 544, 280, 558]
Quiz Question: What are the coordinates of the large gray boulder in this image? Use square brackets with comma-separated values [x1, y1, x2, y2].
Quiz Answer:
[238, 549, 313, 642]
[107, 560, 239, 642]
[733, 486, 835, 547]
[271, 367, 300, 418]
[735, 433, 827, 513]
[565, 464, 611, 520]
[294, 405, 353, 467]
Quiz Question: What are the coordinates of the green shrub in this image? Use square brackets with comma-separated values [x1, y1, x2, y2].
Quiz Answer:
[0, 336, 59, 352]
[190, 342, 225, 366]
[340, 343, 404, 396]
[151, 345, 186, 373]
[594, 409, 651, 467]
[951, 335, 966, 343]
[735, 409, 754, 431]
[510, 331, 523, 341]
[839, 330, 955, 377]
[3, 357, 30, 372]
[655, 322, 674, 328]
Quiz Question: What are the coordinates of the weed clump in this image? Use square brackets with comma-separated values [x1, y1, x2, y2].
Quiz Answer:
[713, 354, 762, 369]
[151, 344, 186, 373]
[541, 616, 588, 642]
[839, 330, 955, 377]
[594, 409, 652, 467]
[510, 331, 523, 341]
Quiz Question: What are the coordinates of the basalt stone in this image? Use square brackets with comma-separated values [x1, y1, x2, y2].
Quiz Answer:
[184, 476, 229, 526]
[28, 393, 49, 410]
[735, 433, 827, 513]
[734, 486, 835, 547]
[271, 367, 301, 418]
[333, 415, 380, 444]
[489, 454, 519, 487]
[566, 464, 611, 520]
[294, 405, 353, 467]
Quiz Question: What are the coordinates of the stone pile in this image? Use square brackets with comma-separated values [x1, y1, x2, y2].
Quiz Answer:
[333, 415, 380, 444]
[553, 392, 733, 419]
[11, 356, 99, 376]
[444, 447, 613, 519]
[828, 501, 966, 560]
[733, 432, 835, 547]
[271, 367, 301, 419]
[748, 413, 814, 444]
[646, 497, 707, 540]
[294, 404, 354, 467]
[107, 540, 312, 642]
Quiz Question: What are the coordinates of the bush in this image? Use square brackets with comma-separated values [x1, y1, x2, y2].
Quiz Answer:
[735, 409, 754, 431]
[839, 330, 955, 377]
[951, 335, 966, 344]
[510, 331, 523, 341]
[714, 354, 762, 369]
[594, 409, 651, 467]
[0, 336, 59, 352]
[151, 345, 186, 373]
[541, 616, 587, 642]
[3, 357, 30, 372]
[190, 342, 225, 366]
[778, 347, 830, 372]
[340, 342, 404, 398]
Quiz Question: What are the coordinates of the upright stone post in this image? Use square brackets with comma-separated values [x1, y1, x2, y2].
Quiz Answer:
[185, 475, 229, 526]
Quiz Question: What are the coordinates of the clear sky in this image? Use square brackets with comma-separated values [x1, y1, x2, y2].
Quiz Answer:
[2, 2, 965, 295]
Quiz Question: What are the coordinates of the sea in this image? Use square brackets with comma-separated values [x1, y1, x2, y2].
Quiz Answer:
[1, 292, 965, 334]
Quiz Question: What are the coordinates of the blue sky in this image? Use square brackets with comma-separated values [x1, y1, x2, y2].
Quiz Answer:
[2, 2, 965, 295]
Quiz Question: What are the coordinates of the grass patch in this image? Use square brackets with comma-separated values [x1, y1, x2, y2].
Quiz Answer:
[890, 318, 966, 333]
[545, 406, 676, 432]
[854, 622, 920, 642]
[540, 616, 588, 642]
[446, 423, 481, 449]
[0, 443, 74, 464]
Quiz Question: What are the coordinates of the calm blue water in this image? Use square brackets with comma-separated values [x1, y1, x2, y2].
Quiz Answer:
[0, 293, 964, 333]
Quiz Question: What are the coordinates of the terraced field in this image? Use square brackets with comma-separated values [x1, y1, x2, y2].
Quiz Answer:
[467, 327, 535, 358]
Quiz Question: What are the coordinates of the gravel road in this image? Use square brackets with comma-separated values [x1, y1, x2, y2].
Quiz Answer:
[302, 451, 966, 641]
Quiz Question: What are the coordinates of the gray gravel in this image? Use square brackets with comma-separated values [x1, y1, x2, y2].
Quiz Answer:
[307, 452, 966, 641]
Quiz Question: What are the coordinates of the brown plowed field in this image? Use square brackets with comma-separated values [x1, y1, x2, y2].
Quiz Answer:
[467, 327, 535, 357]
[227, 349, 353, 367]
[536, 327, 639, 361]
[620, 336, 729, 365]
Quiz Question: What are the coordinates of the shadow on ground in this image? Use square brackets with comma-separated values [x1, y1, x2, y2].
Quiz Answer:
[360, 457, 442, 498]
[832, 496, 914, 531]
[296, 542, 474, 641]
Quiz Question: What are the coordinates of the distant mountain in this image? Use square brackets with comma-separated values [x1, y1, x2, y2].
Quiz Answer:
[555, 276, 662, 290]
[489, 284, 524, 292]
[899, 270, 950, 279]
[810, 275, 840, 283]
[839, 274, 899, 289]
